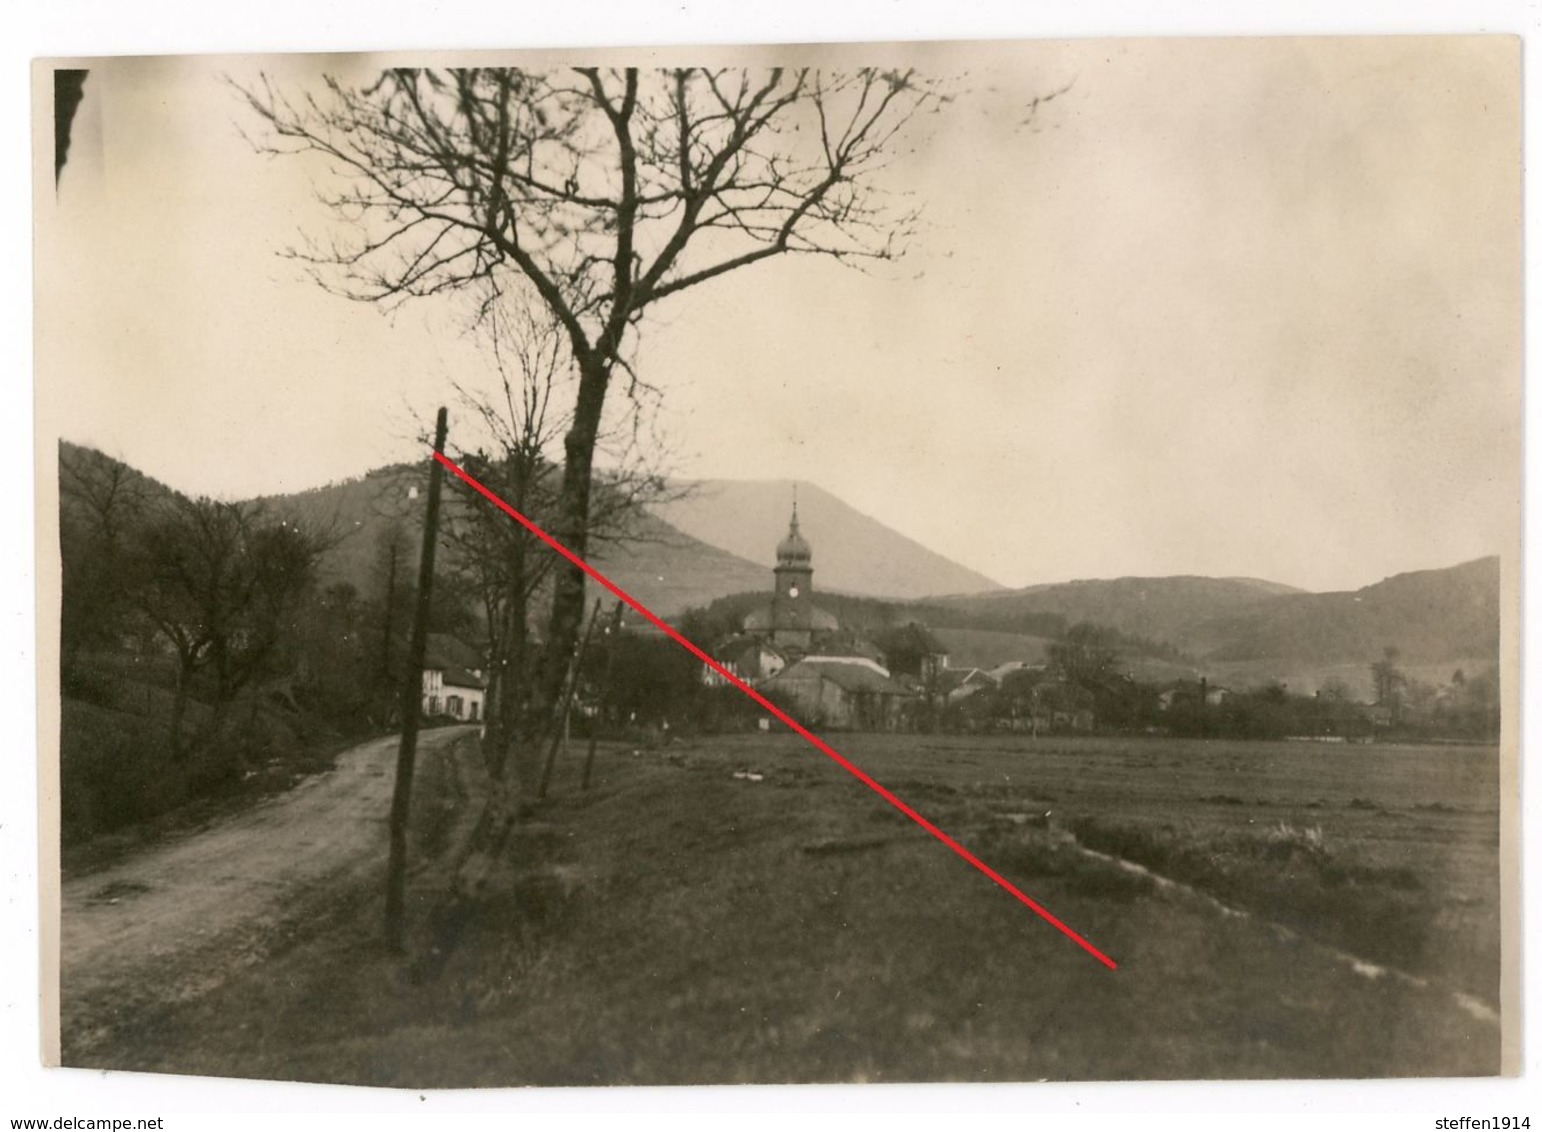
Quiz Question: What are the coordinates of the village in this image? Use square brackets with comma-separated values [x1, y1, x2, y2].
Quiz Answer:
[412, 497, 1498, 749]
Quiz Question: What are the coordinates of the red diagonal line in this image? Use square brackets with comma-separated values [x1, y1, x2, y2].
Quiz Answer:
[436, 451, 1119, 971]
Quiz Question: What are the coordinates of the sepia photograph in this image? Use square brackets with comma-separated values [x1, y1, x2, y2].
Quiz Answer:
[31, 31, 1520, 1094]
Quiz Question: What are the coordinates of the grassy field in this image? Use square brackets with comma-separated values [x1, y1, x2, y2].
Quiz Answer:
[76, 730, 1501, 1086]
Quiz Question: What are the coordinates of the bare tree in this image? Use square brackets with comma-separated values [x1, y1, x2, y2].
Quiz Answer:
[133, 496, 329, 756]
[441, 305, 673, 802]
[1371, 645, 1406, 724]
[240, 65, 949, 717]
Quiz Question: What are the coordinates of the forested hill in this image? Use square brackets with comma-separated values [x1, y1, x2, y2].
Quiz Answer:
[248, 462, 770, 618]
[928, 559, 1499, 669]
[929, 575, 1304, 650]
[1192, 557, 1501, 665]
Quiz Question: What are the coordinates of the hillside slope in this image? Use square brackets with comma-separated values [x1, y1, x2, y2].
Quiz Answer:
[1197, 557, 1500, 665]
[929, 559, 1499, 677]
[582, 509, 771, 617]
[933, 575, 1301, 650]
[651, 479, 1003, 600]
[253, 464, 770, 618]
[250, 463, 424, 591]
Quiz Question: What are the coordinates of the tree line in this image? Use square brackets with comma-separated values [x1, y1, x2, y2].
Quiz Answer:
[61, 445, 346, 837]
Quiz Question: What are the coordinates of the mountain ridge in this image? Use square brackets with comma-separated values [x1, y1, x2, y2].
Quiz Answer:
[932, 557, 1500, 671]
[57, 444, 1501, 680]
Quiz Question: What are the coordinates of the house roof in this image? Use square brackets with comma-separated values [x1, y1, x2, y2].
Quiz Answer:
[990, 660, 1047, 682]
[714, 635, 784, 666]
[425, 633, 484, 672]
[441, 665, 487, 691]
[939, 667, 996, 693]
[768, 658, 915, 697]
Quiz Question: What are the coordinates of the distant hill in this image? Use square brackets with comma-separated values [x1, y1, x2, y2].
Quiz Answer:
[58, 450, 851, 623]
[1196, 557, 1500, 666]
[929, 559, 1499, 691]
[59, 445, 1500, 687]
[581, 509, 769, 618]
[650, 479, 1003, 600]
[251, 464, 770, 618]
[248, 462, 425, 591]
[932, 575, 1303, 650]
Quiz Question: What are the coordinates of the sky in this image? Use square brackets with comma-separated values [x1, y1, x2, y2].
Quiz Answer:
[35, 37, 1520, 594]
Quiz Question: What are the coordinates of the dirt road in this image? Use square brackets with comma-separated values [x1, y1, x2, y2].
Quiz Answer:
[59, 726, 478, 1058]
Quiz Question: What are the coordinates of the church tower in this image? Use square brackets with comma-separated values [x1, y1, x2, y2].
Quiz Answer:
[773, 495, 814, 602]
[741, 486, 838, 650]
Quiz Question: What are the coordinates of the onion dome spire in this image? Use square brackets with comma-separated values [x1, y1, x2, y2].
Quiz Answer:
[776, 485, 811, 566]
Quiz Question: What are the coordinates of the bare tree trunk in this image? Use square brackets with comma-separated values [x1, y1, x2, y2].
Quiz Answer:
[502, 584, 540, 798]
[582, 601, 625, 790]
[540, 599, 603, 799]
[480, 603, 510, 781]
[483, 588, 528, 782]
[541, 354, 609, 722]
[169, 653, 194, 760]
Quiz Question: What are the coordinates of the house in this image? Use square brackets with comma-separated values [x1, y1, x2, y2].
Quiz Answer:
[989, 660, 1046, 683]
[421, 633, 487, 722]
[1027, 680, 1096, 734]
[939, 666, 997, 704]
[707, 635, 788, 685]
[761, 656, 916, 731]
[1157, 679, 1231, 712]
[807, 628, 889, 670]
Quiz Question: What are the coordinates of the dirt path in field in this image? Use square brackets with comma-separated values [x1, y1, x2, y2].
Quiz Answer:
[60, 726, 479, 1058]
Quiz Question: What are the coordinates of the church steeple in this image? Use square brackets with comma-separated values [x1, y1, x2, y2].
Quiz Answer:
[774, 486, 813, 599]
[739, 483, 839, 647]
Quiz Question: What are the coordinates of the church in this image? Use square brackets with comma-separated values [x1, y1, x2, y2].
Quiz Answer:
[741, 501, 839, 650]
[711, 498, 916, 730]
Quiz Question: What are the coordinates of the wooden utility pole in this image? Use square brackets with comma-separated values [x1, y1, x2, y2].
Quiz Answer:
[538, 598, 603, 800]
[385, 407, 448, 952]
[581, 601, 625, 791]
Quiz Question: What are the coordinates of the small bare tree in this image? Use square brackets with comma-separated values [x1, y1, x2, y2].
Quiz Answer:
[441, 305, 673, 804]
[240, 64, 949, 718]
